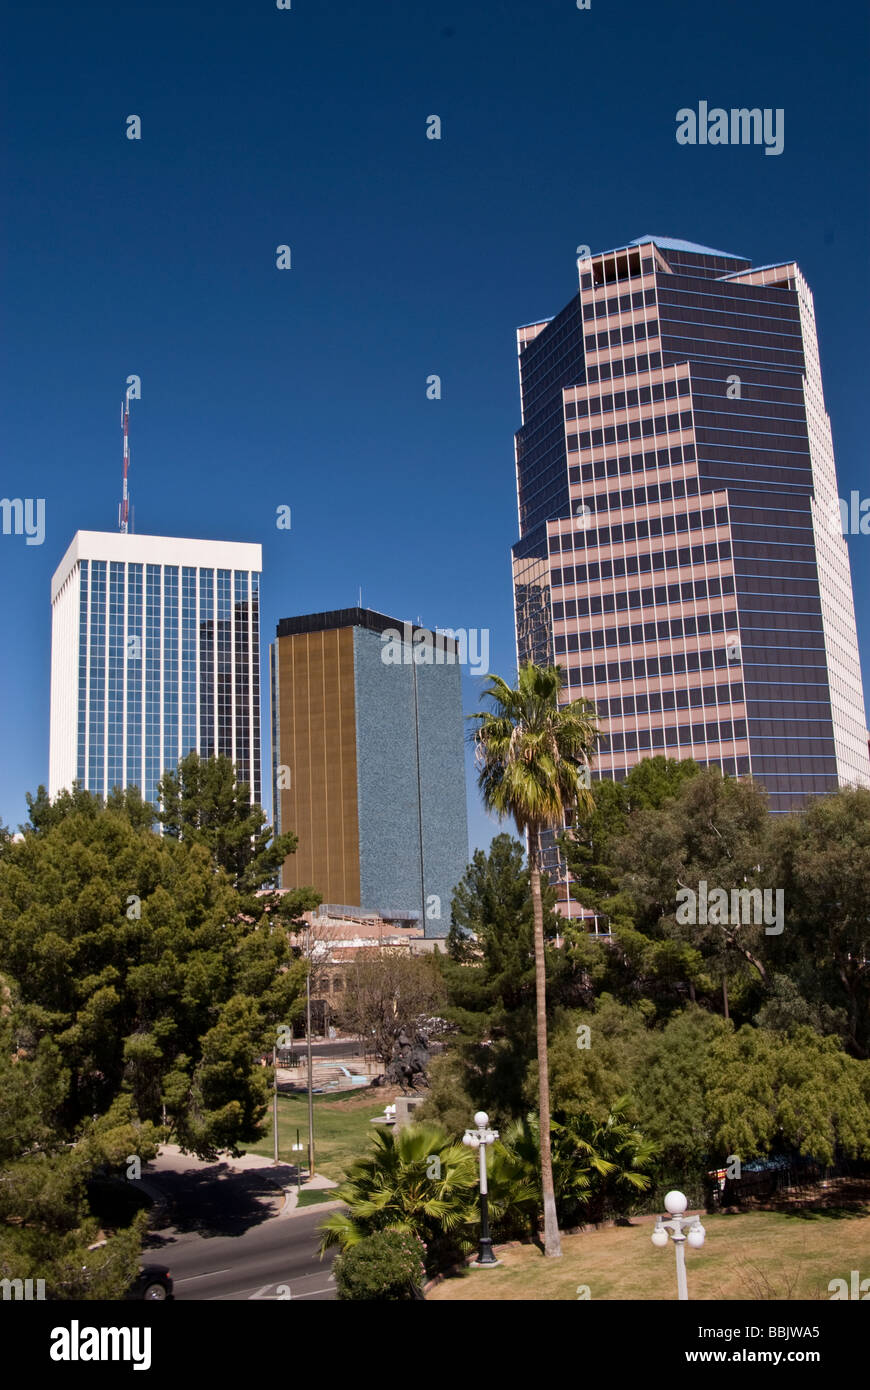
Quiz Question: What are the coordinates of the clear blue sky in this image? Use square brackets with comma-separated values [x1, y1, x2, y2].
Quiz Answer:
[2, 0, 868, 856]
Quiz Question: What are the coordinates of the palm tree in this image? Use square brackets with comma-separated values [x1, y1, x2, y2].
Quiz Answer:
[470, 663, 598, 1257]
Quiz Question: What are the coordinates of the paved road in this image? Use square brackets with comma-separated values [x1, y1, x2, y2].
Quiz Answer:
[140, 1158, 337, 1301]
[285, 1039, 364, 1060]
[285, 1037, 443, 1062]
[162, 1207, 336, 1302]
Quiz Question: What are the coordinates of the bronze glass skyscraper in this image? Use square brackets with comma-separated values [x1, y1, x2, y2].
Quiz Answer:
[512, 236, 869, 911]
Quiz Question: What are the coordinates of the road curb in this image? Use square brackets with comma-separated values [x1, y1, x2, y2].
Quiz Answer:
[285, 1198, 345, 1219]
[256, 1167, 340, 1219]
[129, 1175, 170, 1226]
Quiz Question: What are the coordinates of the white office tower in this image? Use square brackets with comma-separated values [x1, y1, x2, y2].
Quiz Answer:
[50, 531, 263, 807]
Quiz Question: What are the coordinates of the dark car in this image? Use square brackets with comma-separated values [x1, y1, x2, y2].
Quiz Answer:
[127, 1264, 174, 1300]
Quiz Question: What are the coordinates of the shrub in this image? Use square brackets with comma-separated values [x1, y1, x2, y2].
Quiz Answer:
[333, 1229, 426, 1301]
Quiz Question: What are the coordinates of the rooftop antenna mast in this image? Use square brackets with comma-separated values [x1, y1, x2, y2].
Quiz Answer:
[119, 390, 133, 533]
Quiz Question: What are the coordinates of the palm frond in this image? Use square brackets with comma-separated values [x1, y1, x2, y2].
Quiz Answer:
[469, 664, 599, 837]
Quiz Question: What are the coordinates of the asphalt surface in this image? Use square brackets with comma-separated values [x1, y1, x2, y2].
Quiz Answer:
[285, 1037, 442, 1062]
[286, 1039, 364, 1060]
[141, 1160, 337, 1301]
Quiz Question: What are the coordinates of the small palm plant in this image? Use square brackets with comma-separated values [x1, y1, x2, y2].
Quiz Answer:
[486, 1125, 547, 1241]
[552, 1106, 658, 1225]
[470, 664, 598, 1256]
[319, 1123, 479, 1268]
[502, 1106, 657, 1228]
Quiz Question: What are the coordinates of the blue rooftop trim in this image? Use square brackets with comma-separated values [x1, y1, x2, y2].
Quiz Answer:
[629, 234, 748, 260]
[517, 316, 554, 330]
[718, 261, 795, 280]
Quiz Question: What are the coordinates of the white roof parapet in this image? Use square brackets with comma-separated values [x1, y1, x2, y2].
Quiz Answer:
[51, 531, 263, 603]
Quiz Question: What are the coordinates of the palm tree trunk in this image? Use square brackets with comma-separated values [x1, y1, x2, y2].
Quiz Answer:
[529, 826, 562, 1258]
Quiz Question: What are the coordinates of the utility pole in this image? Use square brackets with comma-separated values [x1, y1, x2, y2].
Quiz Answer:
[306, 922, 315, 1179]
[272, 1043, 279, 1165]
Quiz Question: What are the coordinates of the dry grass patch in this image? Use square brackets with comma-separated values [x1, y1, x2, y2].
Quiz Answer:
[428, 1206, 870, 1301]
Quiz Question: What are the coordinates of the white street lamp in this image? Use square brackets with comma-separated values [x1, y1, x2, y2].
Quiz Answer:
[463, 1111, 500, 1266]
[651, 1190, 706, 1300]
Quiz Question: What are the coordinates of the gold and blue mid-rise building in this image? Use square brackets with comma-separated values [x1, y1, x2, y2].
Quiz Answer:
[271, 607, 469, 937]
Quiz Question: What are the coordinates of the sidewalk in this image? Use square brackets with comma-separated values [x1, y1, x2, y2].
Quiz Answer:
[282, 1170, 343, 1217]
[140, 1143, 341, 1218]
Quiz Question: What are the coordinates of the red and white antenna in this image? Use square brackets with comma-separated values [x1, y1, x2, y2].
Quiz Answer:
[119, 390, 132, 533]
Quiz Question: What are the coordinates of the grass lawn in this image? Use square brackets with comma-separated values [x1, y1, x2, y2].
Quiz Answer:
[427, 1206, 870, 1301]
[295, 1189, 342, 1208]
[244, 1089, 392, 1181]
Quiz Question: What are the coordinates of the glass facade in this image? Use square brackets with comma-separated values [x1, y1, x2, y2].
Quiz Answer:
[69, 547, 261, 810]
[145, 565, 161, 800]
[163, 566, 179, 777]
[198, 568, 214, 761]
[251, 572, 261, 788]
[271, 608, 469, 937]
[235, 571, 251, 790]
[512, 236, 870, 913]
[76, 559, 88, 783]
[216, 569, 232, 759]
[181, 566, 197, 759]
[86, 560, 106, 791]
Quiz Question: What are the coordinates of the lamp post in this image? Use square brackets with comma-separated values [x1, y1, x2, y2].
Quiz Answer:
[651, 1190, 706, 1300]
[272, 1044, 279, 1165]
[463, 1111, 500, 1266]
[291, 1130, 304, 1195]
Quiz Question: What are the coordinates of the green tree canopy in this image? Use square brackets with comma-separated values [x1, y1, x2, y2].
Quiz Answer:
[0, 787, 306, 1154]
[560, 756, 701, 927]
[767, 788, 870, 1057]
[156, 751, 320, 923]
[433, 834, 587, 1127]
[704, 1024, 870, 1166]
[0, 1007, 149, 1298]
